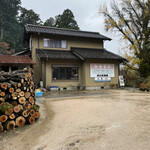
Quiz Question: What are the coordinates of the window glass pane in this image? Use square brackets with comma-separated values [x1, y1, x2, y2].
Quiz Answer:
[50, 39, 55, 48]
[60, 68, 65, 79]
[71, 68, 78, 79]
[56, 40, 61, 48]
[52, 67, 78, 80]
[53, 68, 59, 79]
[61, 40, 67, 48]
[43, 38, 49, 47]
[66, 68, 71, 79]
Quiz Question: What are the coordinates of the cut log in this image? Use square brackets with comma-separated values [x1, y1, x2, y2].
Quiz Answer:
[29, 96, 34, 104]
[12, 97, 17, 100]
[24, 87, 27, 91]
[29, 109, 35, 116]
[27, 116, 35, 124]
[0, 123, 3, 132]
[19, 91, 24, 97]
[18, 83, 21, 88]
[21, 79, 24, 84]
[34, 112, 40, 119]
[18, 97, 26, 104]
[4, 120, 15, 131]
[16, 88, 21, 93]
[28, 104, 33, 109]
[25, 92, 31, 99]
[22, 110, 29, 118]
[16, 116, 25, 127]
[0, 98, 5, 102]
[0, 115, 8, 122]
[12, 92, 18, 97]
[14, 106, 21, 113]
[1, 83, 7, 90]
[5, 108, 13, 116]
[18, 104, 23, 110]
[24, 101, 30, 108]
[9, 87, 14, 93]
[30, 89, 34, 94]
[9, 113, 16, 120]
[26, 88, 30, 92]
[1, 92, 5, 97]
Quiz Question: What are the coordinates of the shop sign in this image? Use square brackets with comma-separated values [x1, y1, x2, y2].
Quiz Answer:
[90, 64, 114, 77]
[119, 75, 125, 86]
[94, 77, 111, 82]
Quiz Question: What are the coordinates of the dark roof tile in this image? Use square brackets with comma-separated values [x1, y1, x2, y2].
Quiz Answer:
[25, 24, 111, 40]
[71, 47, 126, 61]
[36, 49, 80, 60]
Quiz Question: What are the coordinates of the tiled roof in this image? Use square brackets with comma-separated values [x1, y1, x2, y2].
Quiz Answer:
[36, 48, 126, 62]
[25, 24, 111, 40]
[0, 55, 35, 64]
[71, 47, 126, 61]
[36, 49, 80, 60]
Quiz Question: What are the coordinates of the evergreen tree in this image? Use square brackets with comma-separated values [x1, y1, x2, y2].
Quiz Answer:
[55, 9, 79, 30]
[19, 8, 42, 25]
[44, 17, 55, 27]
[44, 9, 80, 30]
[0, 0, 21, 51]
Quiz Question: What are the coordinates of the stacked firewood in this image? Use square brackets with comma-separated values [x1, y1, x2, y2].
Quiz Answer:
[0, 68, 40, 132]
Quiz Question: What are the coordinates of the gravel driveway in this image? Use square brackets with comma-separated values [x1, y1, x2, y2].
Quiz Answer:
[1, 89, 150, 150]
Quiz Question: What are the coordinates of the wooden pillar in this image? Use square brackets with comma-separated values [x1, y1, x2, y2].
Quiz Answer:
[42, 59, 46, 88]
[9, 66, 12, 73]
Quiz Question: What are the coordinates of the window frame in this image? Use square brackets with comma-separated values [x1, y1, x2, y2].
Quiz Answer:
[43, 38, 67, 49]
[52, 66, 79, 81]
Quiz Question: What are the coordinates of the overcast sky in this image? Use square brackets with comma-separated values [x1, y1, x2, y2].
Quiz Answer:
[21, 0, 122, 55]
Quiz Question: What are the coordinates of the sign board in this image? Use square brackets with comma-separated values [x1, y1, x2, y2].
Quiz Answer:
[119, 76, 125, 86]
[94, 77, 111, 82]
[90, 64, 114, 78]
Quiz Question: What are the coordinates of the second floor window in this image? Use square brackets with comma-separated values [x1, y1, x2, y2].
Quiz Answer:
[43, 38, 67, 48]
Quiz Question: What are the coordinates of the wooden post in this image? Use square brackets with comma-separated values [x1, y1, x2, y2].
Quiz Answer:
[42, 60, 46, 88]
[9, 66, 12, 73]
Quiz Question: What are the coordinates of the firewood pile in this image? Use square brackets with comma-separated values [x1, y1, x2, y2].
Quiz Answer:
[0, 68, 40, 132]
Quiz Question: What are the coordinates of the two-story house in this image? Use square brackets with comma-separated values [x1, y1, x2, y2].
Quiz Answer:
[24, 24, 126, 90]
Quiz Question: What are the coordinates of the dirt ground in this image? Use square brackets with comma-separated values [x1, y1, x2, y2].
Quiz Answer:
[1, 89, 150, 150]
